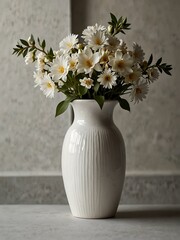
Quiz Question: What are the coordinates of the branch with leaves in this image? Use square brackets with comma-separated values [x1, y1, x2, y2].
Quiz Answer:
[108, 13, 131, 36]
[141, 54, 172, 77]
[13, 34, 55, 62]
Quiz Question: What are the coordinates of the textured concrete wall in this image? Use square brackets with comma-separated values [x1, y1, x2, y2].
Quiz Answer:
[0, 0, 70, 171]
[72, 0, 180, 172]
[0, 0, 179, 173]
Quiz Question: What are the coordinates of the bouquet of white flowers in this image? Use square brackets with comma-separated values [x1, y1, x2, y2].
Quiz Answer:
[13, 13, 172, 116]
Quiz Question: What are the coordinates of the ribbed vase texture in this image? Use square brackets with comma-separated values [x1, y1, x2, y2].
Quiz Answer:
[62, 100, 126, 218]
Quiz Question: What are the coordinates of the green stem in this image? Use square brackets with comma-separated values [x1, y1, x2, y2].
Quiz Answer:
[34, 46, 47, 55]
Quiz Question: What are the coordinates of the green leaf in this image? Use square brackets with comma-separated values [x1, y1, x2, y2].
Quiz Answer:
[16, 44, 23, 48]
[20, 39, 29, 46]
[55, 96, 76, 117]
[55, 100, 69, 117]
[23, 48, 28, 57]
[110, 14, 131, 36]
[108, 22, 113, 26]
[49, 47, 54, 55]
[37, 37, 41, 46]
[160, 63, 166, 67]
[118, 97, 130, 112]
[42, 40, 46, 49]
[79, 85, 88, 96]
[163, 69, 172, 76]
[120, 30, 125, 34]
[94, 95, 105, 109]
[156, 57, 162, 66]
[66, 96, 76, 102]
[148, 54, 153, 66]
[29, 47, 35, 52]
[110, 13, 117, 24]
[158, 67, 162, 73]
[46, 47, 54, 62]
[158, 62, 172, 76]
[12, 48, 19, 55]
[17, 49, 23, 56]
[94, 82, 100, 93]
[117, 16, 123, 25]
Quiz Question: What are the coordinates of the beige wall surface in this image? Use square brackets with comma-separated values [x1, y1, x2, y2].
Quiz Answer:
[73, 0, 180, 172]
[0, 0, 179, 173]
[0, 0, 70, 171]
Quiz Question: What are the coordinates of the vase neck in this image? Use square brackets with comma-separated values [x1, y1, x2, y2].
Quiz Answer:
[71, 100, 117, 126]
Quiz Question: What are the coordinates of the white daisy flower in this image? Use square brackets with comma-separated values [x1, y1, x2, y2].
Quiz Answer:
[109, 50, 133, 75]
[77, 47, 101, 74]
[124, 67, 142, 84]
[87, 31, 108, 51]
[82, 27, 94, 42]
[59, 34, 78, 53]
[50, 55, 69, 81]
[25, 51, 34, 65]
[97, 68, 117, 89]
[79, 77, 94, 89]
[133, 42, 145, 63]
[82, 24, 106, 42]
[130, 81, 149, 103]
[40, 73, 55, 98]
[106, 36, 120, 51]
[147, 68, 159, 82]
[68, 53, 78, 72]
[33, 71, 44, 87]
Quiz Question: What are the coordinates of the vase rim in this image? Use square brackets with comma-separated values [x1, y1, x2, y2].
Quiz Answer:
[72, 99, 118, 103]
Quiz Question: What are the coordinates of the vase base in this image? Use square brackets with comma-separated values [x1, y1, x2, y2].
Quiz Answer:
[72, 212, 117, 219]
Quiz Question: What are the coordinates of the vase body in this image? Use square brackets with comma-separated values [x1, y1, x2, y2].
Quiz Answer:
[62, 100, 126, 218]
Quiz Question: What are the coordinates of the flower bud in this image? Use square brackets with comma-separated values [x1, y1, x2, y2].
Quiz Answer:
[28, 35, 35, 46]
[108, 25, 114, 35]
[142, 61, 148, 69]
[77, 43, 84, 50]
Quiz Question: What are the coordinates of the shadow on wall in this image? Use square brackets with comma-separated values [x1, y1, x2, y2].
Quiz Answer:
[71, 0, 89, 34]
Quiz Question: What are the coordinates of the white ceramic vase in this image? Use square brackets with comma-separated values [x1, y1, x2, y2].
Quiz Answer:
[62, 100, 126, 218]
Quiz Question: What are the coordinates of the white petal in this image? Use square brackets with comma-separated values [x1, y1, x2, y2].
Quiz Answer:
[91, 52, 100, 64]
[115, 50, 123, 59]
[94, 63, 102, 72]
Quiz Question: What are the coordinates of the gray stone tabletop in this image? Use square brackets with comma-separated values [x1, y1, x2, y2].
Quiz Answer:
[0, 205, 180, 240]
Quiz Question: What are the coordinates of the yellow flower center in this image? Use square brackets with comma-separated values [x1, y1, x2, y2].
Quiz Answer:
[86, 59, 93, 68]
[117, 60, 125, 69]
[85, 79, 92, 86]
[151, 70, 156, 78]
[67, 42, 73, 48]
[101, 54, 108, 63]
[70, 61, 75, 68]
[134, 51, 140, 59]
[104, 75, 111, 82]
[128, 73, 135, 82]
[39, 59, 45, 65]
[58, 66, 65, 74]
[95, 37, 102, 45]
[136, 87, 142, 94]
[47, 82, 52, 88]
